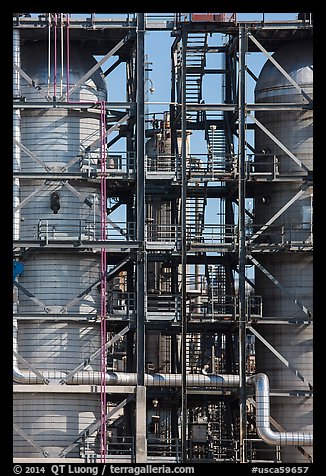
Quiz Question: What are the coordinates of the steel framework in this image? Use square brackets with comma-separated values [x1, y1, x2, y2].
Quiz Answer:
[12, 12, 313, 464]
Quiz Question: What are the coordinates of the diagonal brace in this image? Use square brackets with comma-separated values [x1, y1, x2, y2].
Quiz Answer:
[13, 63, 50, 101]
[250, 183, 310, 242]
[248, 326, 312, 389]
[13, 423, 49, 457]
[64, 34, 131, 99]
[248, 33, 312, 104]
[60, 257, 130, 313]
[13, 138, 51, 171]
[248, 255, 312, 318]
[13, 350, 50, 384]
[85, 113, 129, 154]
[60, 326, 129, 384]
[13, 280, 51, 313]
[62, 182, 127, 236]
[249, 113, 310, 173]
[58, 395, 134, 458]
[13, 181, 61, 213]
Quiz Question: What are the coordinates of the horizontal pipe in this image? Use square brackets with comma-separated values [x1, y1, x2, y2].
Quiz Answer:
[13, 321, 313, 447]
[248, 373, 313, 446]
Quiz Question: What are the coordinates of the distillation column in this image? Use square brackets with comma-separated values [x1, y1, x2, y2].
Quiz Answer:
[253, 39, 313, 462]
[13, 36, 107, 459]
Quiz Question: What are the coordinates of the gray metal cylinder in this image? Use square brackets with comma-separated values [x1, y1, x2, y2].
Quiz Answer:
[14, 40, 107, 459]
[254, 39, 313, 462]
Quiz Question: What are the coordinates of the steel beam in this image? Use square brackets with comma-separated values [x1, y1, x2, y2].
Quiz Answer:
[85, 113, 129, 154]
[248, 326, 312, 389]
[248, 255, 312, 318]
[135, 13, 147, 464]
[250, 183, 310, 242]
[61, 326, 130, 384]
[13, 138, 50, 171]
[13, 424, 49, 458]
[61, 257, 130, 313]
[249, 113, 310, 173]
[237, 26, 247, 463]
[181, 29, 188, 464]
[59, 395, 134, 458]
[13, 351, 50, 384]
[13, 181, 59, 213]
[13, 280, 50, 312]
[64, 34, 131, 98]
[248, 33, 312, 104]
[13, 62, 48, 101]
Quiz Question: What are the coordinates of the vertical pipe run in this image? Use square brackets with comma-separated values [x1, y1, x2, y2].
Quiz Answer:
[136, 13, 147, 463]
[47, 14, 51, 97]
[13, 28, 21, 242]
[66, 14, 70, 102]
[100, 101, 107, 462]
[181, 29, 188, 463]
[53, 13, 57, 99]
[60, 13, 64, 96]
[238, 26, 247, 462]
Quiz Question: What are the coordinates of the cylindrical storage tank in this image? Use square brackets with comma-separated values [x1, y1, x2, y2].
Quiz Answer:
[14, 394, 100, 458]
[14, 39, 107, 459]
[253, 39, 313, 462]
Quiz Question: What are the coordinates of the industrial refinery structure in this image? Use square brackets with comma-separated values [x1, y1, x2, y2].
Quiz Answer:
[13, 12, 313, 464]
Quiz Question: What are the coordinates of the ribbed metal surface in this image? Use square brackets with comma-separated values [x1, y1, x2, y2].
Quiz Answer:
[254, 40, 313, 462]
[14, 394, 100, 458]
[21, 111, 102, 172]
[18, 322, 100, 370]
[20, 182, 100, 239]
[19, 254, 99, 313]
[14, 40, 107, 458]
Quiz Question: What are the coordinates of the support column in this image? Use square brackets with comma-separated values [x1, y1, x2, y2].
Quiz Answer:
[136, 12, 147, 463]
[181, 29, 188, 463]
[238, 26, 247, 463]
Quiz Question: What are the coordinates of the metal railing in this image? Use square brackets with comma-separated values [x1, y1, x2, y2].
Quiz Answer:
[246, 223, 313, 247]
[187, 295, 262, 320]
[147, 438, 181, 461]
[146, 223, 181, 244]
[82, 436, 135, 462]
[188, 438, 238, 461]
[108, 292, 181, 320]
[147, 294, 181, 317]
[244, 438, 281, 463]
[80, 153, 135, 178]
[107, 292, 135, 318]
[187, 223, 236, 247]
[37, 218, 136, 242]
[146, 155, 177, 173]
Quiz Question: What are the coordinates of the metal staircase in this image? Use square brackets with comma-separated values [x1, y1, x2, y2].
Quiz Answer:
[208, 265, 227, 316]
[186, 195, 206, 243]
[206, 119, 228, 176]
[185, 33, 208, 122]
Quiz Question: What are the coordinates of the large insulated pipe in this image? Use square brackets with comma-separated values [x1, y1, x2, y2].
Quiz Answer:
[249, 373, 313, 446]
[12, 353, 313, 446]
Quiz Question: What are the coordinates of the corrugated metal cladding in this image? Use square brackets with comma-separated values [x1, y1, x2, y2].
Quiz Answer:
[254, 39, 313, 462]
[14, 394, 100, 458]
[14, 41, 107, 457]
